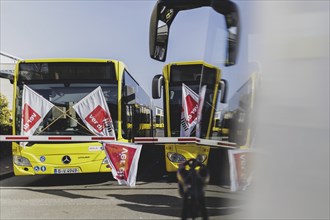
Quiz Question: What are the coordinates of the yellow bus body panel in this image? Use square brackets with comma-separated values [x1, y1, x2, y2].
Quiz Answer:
[164, 144, 210, 172]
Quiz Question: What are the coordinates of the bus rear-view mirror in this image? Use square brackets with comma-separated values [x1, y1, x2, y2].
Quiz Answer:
[220, 79, 227, 103]
[0, 71, 14, 84]
[152, 74, 163, 99]
[149, 2, 173, 62]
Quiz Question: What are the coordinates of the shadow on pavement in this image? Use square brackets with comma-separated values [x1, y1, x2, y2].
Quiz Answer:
[110, 193, 244, 219]
[27, 188, 106, 200]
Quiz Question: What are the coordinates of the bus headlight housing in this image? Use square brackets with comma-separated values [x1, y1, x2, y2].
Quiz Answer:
[196, 154, 207, 163]
[167, 152, 186, 163]
[13, 155, 32, 166]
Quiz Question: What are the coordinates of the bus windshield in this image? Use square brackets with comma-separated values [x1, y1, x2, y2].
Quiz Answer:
[16, 83, 118, 138]
[168, 64, 218, 137]
[18, 62, 116, 82]
[15, 62, 119, 138]
[15, 83, 118, 137]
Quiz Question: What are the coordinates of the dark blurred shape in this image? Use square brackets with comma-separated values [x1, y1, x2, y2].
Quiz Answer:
[149, 0, 240, 66]
[177, 158, 210, 220]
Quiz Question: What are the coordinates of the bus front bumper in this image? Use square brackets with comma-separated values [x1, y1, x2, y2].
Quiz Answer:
[13, 155, 111, 176]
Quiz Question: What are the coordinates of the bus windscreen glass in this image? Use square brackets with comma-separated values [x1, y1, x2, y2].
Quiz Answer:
[168, 65, 218, 137]
[18, 62, 116, 82]
[15, 82, 118, 139]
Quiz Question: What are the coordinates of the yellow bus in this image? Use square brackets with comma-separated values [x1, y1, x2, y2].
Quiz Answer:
[0, 58, 154, 176]
[221, 72, 258, 148]
[211, 110, 222, 137]
[206, 67, 259, 185]
[152, 60, 227, 172]
[154, 106, 164, 129]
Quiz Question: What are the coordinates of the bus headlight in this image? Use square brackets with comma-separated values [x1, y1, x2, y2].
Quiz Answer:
[196, 154, 207, 163]
[13, 156, 32, 166]
[167, 152, 186, 163]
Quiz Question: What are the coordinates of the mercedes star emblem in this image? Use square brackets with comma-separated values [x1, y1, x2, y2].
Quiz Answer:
[62, 155, 71, 164]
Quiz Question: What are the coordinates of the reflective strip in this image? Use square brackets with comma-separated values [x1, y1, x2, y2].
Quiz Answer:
[5, 136, 29, 140]
[48, 136, 72, 140]
[134, 137, 237, 149]
[0, 135, 116, 142]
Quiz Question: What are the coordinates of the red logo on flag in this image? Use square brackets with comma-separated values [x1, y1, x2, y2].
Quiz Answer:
[22, 104, 41, 132]
[85, 105, 111, 132]
[185, 95, 198, 124]
[105, 144, 136, 180]
[234, 153, 251, 186]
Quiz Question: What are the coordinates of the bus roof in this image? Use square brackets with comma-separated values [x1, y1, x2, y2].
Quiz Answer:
[18, 58, 121, 64]
[162, 60, 220, 71]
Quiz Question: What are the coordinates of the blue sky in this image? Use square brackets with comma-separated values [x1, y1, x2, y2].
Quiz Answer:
[0, 0, 258, 108]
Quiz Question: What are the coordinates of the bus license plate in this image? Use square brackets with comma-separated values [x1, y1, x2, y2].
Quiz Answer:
[54, 168, 80, 174]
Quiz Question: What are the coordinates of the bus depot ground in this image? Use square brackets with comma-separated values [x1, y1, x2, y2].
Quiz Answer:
[0, 143, 248, 220]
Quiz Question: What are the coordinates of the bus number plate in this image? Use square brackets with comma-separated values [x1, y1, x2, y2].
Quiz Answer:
[54, 168, 80, 174]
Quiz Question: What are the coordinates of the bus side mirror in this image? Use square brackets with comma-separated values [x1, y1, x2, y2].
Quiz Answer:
[0, 71, 14, 84]
[219, 79, 227, 103]
[149, 2, 176, 62]
[152, 74, 163, 99]
[149, 0, 240, 65]
[211, 0, 240, 66]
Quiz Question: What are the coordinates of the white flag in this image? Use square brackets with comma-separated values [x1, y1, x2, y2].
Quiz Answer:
[180, 83, 199, 137]
[21, 85, 54, 136]
[196, 85, 207, 138]
[73, 86, 116, 138]
[103, 142, 142, 187]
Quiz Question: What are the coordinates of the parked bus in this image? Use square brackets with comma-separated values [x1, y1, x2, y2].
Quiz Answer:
[154, 106, 164, 129]
[211, 110, 222, 137]
[0, 58, 154, 176]
[207, 69, 259, 185]
[152, 60, 227, 172]
[220, 72, 258, 148]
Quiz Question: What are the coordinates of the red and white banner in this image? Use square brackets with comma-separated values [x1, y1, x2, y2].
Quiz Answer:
[196, 85, 206, 138]
[228, 149, 253, 191]
[180, 83, 199, 137]
[103, 142, 142, 187]
[73, 86, 116, 139]
[21, 85, 54, 136]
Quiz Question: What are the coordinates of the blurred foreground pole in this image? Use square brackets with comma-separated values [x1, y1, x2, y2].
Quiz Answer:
[247, 1, 329, 219]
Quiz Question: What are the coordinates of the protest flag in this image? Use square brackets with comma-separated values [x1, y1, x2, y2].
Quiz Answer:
[228, 149, 253, 191]
[103, 142, 142, 187]
[21, 85, 54, 136]
[73, 86, 116, 138]
[180, 83, 199, 137]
